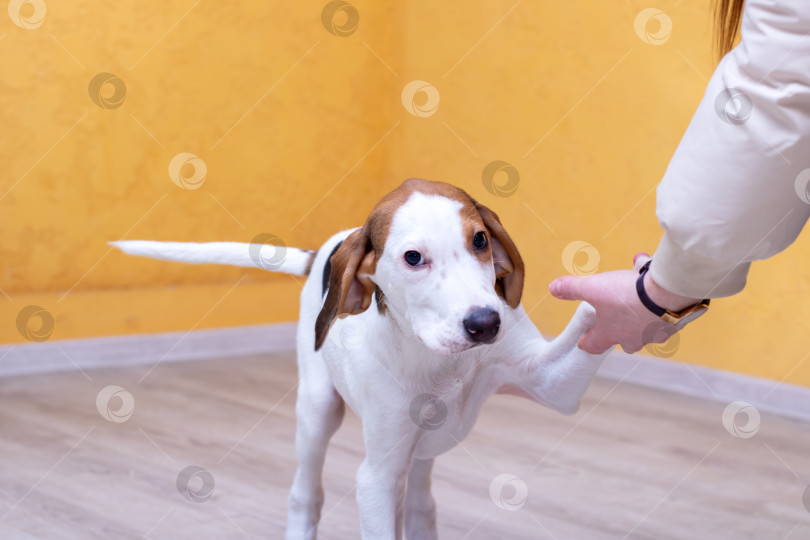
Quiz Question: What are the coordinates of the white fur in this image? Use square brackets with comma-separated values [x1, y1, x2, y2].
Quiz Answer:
[110, 240, 314, 275]
[375, 194, 503, 355]
[112, 192, 609, 539]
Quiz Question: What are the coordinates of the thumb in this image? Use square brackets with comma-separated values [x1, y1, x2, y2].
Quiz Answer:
[577, 330, 612, 354]
[549, 275, 588, 301]
[633, 252, 651, 272]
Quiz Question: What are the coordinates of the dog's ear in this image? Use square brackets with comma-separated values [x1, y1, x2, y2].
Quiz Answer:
[475, 202, 525, 308]
[314, 228, 377, 350]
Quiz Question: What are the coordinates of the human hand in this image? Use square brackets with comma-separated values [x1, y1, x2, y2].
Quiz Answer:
[548, 253, 702, 354]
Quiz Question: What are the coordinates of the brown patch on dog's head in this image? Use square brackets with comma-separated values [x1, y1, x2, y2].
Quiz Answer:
[397, 179, 525, 308]
[313, 178, 524, 350]
[313, 183, 414, 350]
[472, 201, 524, 308]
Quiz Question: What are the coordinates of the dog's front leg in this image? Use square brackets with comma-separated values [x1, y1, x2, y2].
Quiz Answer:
[356, 421, 415, 540]
[501, 302, 609, 414]
[404, 458, 438, 540]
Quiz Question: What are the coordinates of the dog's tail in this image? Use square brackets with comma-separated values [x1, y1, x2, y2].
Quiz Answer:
[110, 240, 316, 276]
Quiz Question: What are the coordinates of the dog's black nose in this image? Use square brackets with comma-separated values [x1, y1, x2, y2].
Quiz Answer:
[463, 308, 500, 343]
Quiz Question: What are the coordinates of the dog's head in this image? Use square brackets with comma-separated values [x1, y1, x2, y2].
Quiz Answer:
[314, 178, 524, 354]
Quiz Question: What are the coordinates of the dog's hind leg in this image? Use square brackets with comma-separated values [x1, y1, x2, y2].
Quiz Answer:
[286, 371, 345, 540]
[404, 458, 438, 540]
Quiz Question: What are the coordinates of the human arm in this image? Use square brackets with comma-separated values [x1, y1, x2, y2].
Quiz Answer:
[550, 0, 810, 354]
[651, 0, 810, 298]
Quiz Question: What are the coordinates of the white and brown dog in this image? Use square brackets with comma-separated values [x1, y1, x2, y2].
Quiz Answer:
[112, 178, 608, 540]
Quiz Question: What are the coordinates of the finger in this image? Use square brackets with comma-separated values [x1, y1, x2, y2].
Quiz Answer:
[577, 331, 613, 354]
[550, 276, 587, 301]
[633, 252, 652, 272]
[620, 343, 642, 354]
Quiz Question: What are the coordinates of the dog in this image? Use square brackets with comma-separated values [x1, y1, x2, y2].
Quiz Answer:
[112, 178, 609, 539]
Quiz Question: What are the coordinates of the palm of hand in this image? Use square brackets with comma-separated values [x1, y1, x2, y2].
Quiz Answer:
[550, 256, 681, 354]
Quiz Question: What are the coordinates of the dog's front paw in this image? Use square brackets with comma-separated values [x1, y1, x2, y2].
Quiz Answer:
[573, 301, 597, 333]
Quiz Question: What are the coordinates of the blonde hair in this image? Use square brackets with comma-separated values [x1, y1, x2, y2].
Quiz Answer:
[714, 0, 745, 60]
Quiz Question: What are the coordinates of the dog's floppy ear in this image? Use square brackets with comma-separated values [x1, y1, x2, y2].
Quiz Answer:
[314, 228, 377, 350]
[475, 202, 525, 308]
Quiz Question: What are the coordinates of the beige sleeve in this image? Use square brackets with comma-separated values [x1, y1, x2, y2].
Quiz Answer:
[651, 0, 810, 298]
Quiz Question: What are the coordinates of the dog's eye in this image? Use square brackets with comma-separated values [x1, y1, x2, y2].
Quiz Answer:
[473, 231, 488, 250]
[404, 250, 423, 267]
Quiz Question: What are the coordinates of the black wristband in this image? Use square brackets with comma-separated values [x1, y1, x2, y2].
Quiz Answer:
[636, 260, 667, 317]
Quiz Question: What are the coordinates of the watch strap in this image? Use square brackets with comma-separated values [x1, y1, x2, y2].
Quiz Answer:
[637, 259, 710, 323]
[636, 260, 666, 317]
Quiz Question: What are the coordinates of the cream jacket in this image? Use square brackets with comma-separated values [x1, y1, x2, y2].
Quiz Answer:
[651, 0, 810, 298]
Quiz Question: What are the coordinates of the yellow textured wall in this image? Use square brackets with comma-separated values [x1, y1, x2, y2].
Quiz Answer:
[3, 1, 810, 387]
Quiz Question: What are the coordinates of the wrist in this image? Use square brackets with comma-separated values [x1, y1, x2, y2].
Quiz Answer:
[643, 272, 701, 312]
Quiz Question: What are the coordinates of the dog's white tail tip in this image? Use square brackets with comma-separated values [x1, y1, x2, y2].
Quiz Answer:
[110, 240, 316, 276]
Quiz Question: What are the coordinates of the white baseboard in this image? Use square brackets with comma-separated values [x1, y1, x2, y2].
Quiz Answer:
[597, 349, 810, 423]
[0, 323, 297, 378]
[2, 323, 808, 423]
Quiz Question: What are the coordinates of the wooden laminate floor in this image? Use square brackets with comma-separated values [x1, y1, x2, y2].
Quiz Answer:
[1, 352, 809, 539]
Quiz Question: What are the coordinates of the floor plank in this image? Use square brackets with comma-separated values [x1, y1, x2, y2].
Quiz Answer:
[0, 352, 808, 539]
